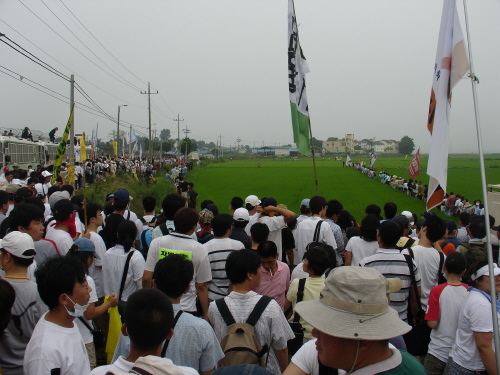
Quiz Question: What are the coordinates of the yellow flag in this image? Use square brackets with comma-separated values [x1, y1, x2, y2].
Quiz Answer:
[52, 107, 74, 184]
[80, 133, 86, 161]
[112, 141, 118, 157]
[405, 154, 408, 160]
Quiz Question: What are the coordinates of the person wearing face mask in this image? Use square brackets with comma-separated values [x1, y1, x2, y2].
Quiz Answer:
[24, 256, 92, 375]
[0, 232, 47, 375]
[66, 238, 118, 369]
[45, 199, 77, 255]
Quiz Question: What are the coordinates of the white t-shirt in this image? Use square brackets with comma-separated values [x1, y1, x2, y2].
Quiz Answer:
[24, 313, 90, 375]
[425, 283, 469, 363]
[145, 233, 212, 311]
[258, 214, 287, 260]
[451, 290, 500, 371]
[292, 339, 399, 375]
[296, 217, 338, 261]
[90, 355, 198, 375]
[88, 231, 107, 298]
[75, 276, 98, 344]
[346, 236, 378, 267]
[292, 339, 347, 375]
[45, 226, 74, 256]
[402, 245, 443, 310]
[103, 246, 145, 301]
[291, 262, 310, 281]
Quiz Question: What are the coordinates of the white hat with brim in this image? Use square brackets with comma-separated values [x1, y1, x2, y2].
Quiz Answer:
[294, 267, 411, 341]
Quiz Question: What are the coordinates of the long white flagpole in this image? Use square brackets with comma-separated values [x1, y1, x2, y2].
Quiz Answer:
[462, 1, 500, 370]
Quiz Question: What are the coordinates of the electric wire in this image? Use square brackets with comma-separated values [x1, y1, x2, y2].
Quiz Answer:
[17, 0, 142, 92]
[0, 37, 69, 81]
[55, 0, 147, 87]
[39, 0, 142, 91]
[0, 19, 145, 109]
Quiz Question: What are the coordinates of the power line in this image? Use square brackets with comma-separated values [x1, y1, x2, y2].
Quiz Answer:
[17, 0, 142, 92]
[39, 0, 142, 91]
[1, 33, 69, 80]
[55, 0, 147, 88]
[0, 19, 145, 109]
[0, 36, 69, 81]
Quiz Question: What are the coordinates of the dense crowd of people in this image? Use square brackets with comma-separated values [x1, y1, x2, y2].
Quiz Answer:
[1, 163, 500, 375]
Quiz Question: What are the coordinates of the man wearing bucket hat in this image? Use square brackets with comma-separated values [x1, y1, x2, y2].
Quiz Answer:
[291, 267, 425, 374]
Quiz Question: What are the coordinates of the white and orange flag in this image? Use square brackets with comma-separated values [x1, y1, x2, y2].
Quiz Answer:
[426, 0, 469, 211]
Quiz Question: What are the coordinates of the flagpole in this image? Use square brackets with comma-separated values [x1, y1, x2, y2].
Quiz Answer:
[307, 118, 319, 194]
[462, 0, 500, 369]
[291, 0, 318, 194]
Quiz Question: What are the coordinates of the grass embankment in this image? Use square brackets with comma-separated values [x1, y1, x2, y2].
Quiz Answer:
[187, 156, 500, 222]
[81, 172, 175, 214]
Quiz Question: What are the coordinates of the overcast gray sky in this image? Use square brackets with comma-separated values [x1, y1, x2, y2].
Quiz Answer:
[1, 0, 499, 153]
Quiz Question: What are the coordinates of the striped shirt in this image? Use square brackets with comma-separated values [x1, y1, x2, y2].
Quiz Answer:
[359, 248, 421, 321]
[208, 291, 295, 375]
[203, 238, 245, 300]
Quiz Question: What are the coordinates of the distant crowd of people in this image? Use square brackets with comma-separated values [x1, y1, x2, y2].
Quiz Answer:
[1, 164, 500, 374]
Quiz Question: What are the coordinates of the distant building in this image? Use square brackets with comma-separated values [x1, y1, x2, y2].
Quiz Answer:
[322, 140, 348, 153]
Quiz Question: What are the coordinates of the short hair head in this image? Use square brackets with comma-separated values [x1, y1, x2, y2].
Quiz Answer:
[378, 221, 402, 248]
[421, 212, 446, 242]
[212, 213, 233, 237]
[309, 196, 327, 215]
[469, 215, 487, 239]
[124, 289, 174, 351]
[304, 246, 330, 276]
[173, 207, 198, 234]
[325, 200, 343, 218]
[153, 255, 194, 299]
[85, 202, 103, 225]
[230, 196, 244, 211]
[360, 214, 380, 242]
[257, 241, 278, 259]
[226, 249, 261, 285]
[365, 204, 382, 219]
[162, 194, 186, 220]
[35, 256, 86, 310]
[8, 203, 44, 232]
[142, 196, 156, 213]
[250, 222, 269, 244]
[445, 252, 467, 275]
[383, 202, 397, 219]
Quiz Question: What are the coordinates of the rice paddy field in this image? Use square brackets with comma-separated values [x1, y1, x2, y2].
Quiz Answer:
[188, 154, 500, 222]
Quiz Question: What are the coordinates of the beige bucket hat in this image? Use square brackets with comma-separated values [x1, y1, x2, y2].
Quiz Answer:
[295, 266, 411, 340]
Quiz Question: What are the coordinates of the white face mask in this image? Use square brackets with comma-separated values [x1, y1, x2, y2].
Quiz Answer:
[64, 294, 89, 318]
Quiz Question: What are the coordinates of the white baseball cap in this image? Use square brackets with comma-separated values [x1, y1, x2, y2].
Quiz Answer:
[0, 231, 35, 259]
[244, 195, 261, 207]
[233, 208, 250, 222]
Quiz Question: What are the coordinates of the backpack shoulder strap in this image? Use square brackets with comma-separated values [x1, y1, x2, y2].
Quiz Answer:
[140, 230, 149, 251]
[408, 247, 415, 259]
[313, 220, 324, 243]
[246, 295, 273, 326]
[438, 251, 445, 278]
[119, 251, 135, 301]
[293, 278, 307, 323]
[215, 298, 236, 326]
[139, 217, 146, 225]
[78, 317, 94, 332]
[161, 310, 183, 357]
[159, 223, 169, 236]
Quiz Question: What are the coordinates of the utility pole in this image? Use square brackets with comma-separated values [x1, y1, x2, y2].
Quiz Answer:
[140, 82, 158, 160]
[236, 138, 241, 153]
[174, 115, 184, 161]
[117, 104, 127, 157]
[69, 74, 75, 173]
[182, 124, 190, 161]
[129, 124, 132, 158]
